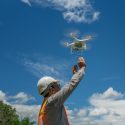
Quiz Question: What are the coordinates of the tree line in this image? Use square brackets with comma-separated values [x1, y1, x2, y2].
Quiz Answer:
[0, 101, 35, 125]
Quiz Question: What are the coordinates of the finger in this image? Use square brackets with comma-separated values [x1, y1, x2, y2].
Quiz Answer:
[72, 65, 78, 74]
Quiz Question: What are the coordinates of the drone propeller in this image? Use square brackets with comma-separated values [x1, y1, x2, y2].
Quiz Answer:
[63, 42, 69, 47]
[60, 40, 69, 47]
[84, 35, 93, 40]
[69, 32, 77, 38]
[82, 33, 97, 40]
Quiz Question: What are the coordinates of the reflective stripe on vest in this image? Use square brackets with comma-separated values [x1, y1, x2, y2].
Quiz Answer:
[64, 106, 70, 125]
[38, 99, 47, 125]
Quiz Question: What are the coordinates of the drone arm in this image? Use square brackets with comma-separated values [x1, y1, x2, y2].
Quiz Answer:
[73, 37, 81, 41]
[73, 37, 91, 42]
[80, 38, 92, 43]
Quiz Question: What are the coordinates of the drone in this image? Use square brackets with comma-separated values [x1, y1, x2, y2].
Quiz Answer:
[64, 33, 93, 54]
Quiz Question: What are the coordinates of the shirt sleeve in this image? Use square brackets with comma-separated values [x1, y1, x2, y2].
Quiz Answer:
[47, 67, 85, 106]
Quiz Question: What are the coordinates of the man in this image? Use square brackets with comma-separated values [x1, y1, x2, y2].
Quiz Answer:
[37, 57, 86, 125]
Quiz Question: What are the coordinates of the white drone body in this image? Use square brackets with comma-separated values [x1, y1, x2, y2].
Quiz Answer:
[64, 33, 92, 53]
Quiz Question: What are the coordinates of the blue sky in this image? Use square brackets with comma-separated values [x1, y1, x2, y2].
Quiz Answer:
[0, 0, 125, 124]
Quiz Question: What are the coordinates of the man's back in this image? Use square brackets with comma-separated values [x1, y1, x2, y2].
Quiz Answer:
[43, 101, 69, 125]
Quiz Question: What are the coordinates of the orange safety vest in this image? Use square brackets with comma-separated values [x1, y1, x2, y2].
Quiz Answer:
[38, 99, 47, 125]
[38, 99, 70, 125]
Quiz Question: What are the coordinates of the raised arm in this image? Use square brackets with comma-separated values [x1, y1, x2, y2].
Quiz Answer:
[47, 57, 86, 106]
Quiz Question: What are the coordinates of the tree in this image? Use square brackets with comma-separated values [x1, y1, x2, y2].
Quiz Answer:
[20, 117, 35, 125]
[0, 101, 35, 125]
[0, 101, 19, 125]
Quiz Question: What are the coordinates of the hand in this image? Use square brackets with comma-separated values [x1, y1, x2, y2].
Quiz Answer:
[72, 57, 86, 74]
[72, 65, 78, 74]
[78, 57, 86, 69]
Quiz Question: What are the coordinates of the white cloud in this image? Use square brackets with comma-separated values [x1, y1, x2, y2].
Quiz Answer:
[21, 56, 70, 85]
[21, 0, 31, 6]
[20, 0, 100, 23]
[88, 87, 125, 125]
[92, 11, 100, 21]
[0, 90, 6, 100]
[89, 87, 125, 117]
[0, 90, 7, 103]
[67, 87, 125, 125]
[1, 87, 125, 125]
[23, 59, 60, 78]
[10, 92, 35, 104]
[90, 87, 123, 100]
[12, 104, 40, 122]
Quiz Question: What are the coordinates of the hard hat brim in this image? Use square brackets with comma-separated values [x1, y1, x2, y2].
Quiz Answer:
[41, 80, 60, 96]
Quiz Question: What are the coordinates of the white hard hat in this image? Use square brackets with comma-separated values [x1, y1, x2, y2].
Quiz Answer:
[37, 76, 59, 96]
